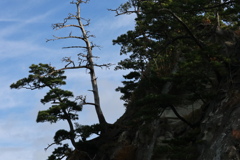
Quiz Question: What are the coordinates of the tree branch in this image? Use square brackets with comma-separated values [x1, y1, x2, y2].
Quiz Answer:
[159, 8, 204, 49]
[46, 35, 84, 42]
[202, 0, 237, 10]
[82, 102, 96, 106]
[44, 66, 89, 77]
[72, 0, 90, 5]
[44, 143, 57, 151]
[108, 8, 139, 16]
[62, 109, 77, 147]
[94, 63, 113, 69]
[62, 46, 87, 49]
[170, 104, 194, 128]
[53, 24, 81, 30]
[62, 43, 97, 49]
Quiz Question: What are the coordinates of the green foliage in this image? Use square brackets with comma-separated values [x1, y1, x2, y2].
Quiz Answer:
[114, 0, 240, 109]
[117, 1, 132, 14]
[10, 63, 66, 90]
[10, 63, 97, 158]
[75, 123, 101, 141]
[11, 63, 82, 124]
[37, 109, 60, 123]
[47, 144, 70, 160]
[54, 129, 73, 145]
[41, 88, 74, 104]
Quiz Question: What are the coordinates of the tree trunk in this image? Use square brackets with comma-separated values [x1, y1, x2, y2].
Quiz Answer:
[76, 2, 107, 125]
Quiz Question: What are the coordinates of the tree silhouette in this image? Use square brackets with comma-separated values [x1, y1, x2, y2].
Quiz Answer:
[10, 0, 111, 159]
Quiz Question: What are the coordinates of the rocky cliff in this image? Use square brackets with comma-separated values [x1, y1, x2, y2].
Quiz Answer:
[71, 26, 240, 160]
[87, 29, 240, 160]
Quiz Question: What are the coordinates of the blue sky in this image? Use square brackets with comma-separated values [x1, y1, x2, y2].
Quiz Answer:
[0, 0, 135, 159]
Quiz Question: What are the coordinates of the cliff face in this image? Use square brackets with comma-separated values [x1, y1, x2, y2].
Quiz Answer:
[195, 32, 240, 160]
[98, 84, 240, 160]
[198, 87, 240, 160]
[74, 29, 240, 160]
[91, 30, 240, 160]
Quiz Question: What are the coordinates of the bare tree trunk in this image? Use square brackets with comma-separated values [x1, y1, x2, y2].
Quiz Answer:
[47, 0, 108, 127]
[75, 1, 107, 125]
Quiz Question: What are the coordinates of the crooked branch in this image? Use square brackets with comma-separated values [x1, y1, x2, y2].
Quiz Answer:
[159, 8, 204, 49]
[108, 8, 139, 16]
[170, 105, 194, 128]
[44, 65, 90, 77]
[53, 24, 81, 30]
[46, 35, 84, 42]
[44, 143, 57, 151]
[72, 0, 90, 5]
[94, 63, 113, 69]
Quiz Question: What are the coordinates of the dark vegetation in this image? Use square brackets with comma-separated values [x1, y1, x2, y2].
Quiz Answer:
[10, 0, 240, 159]
[113, 0, 240, 127]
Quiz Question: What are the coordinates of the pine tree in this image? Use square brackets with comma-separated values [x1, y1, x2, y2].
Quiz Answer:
[10, 0, 111, 159]
[112, 0, 240, 125]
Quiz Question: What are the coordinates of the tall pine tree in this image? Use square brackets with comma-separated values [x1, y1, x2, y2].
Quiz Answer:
[112, 0, 240, 124]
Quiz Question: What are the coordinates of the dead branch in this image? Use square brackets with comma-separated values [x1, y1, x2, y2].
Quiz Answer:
[78, 52, 87, 58]
[62, 57, 75, 68]
[71, 0, 90, 5]
[46, 65, 90, 76]
[108, 8, 139, 16]
[94, 63, 113, 69]
[62, 44, 96, 49]
[44, 143, 57, 151]
[82, 102, 96, 106]
[62, 46, 88, 49]
[53, 24, 81, 30]
[75, 95, 96, 107]
[46, 35, 85, 42]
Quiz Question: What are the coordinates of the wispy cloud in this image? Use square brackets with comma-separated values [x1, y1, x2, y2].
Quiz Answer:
[108, 14, 136, 30]
[0, 10, 55, 38]
[0, 98, 70, 160]
[89, 14, 136, 37]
